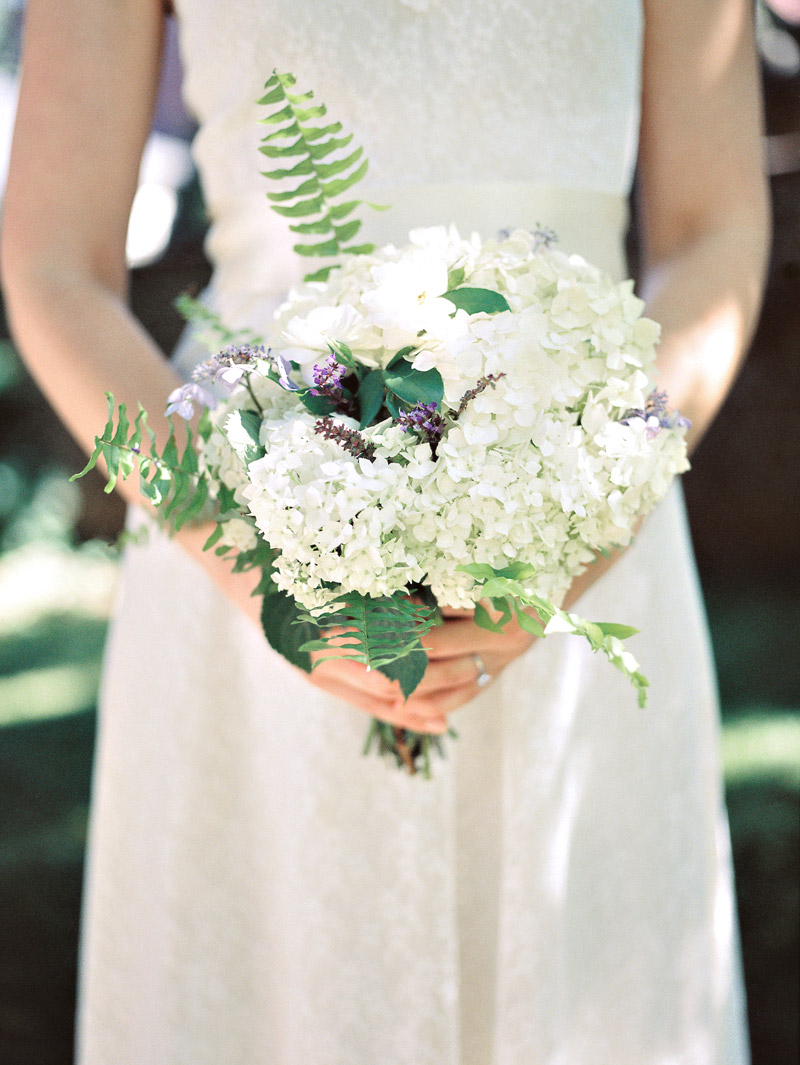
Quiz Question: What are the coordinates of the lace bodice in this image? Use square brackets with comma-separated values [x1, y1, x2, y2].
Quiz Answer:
[171, 0, 643, 327]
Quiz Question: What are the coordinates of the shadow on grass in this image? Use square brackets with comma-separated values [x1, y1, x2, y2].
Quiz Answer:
[0, 711, 95, 1065]
[727, 776, 800, 1065]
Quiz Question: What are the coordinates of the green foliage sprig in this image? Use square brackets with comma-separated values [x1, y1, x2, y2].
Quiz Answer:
[462, 562, 650, 707]
[299, 590, 438, 697]
[70, 393, 213, 534]
[174, 294, 263, 350]
[258, 71, 385, 282]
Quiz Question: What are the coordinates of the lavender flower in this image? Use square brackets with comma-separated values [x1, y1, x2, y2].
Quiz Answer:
[453, 373, 506, 419]
[311, 352, 346, 395]
[532, 226, 558, 251]
[165, 382, 217, 420]
[314, 417, 376, 460]
[396, 402, 446, 453]
[192, 344, 266, 393]
[621, 389, 691, 438]
[309, 352, 358, 417]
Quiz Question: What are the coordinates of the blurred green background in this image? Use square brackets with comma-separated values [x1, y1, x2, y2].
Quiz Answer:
[0, 2, 798, 1063]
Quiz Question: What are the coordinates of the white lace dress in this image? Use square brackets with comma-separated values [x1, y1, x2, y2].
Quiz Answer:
[76, 2, 750, 1062]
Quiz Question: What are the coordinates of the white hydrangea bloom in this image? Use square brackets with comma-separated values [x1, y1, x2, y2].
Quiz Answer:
[198, 226, 689, 608]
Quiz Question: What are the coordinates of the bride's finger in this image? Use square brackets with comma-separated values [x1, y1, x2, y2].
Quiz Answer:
[404, 675, 495, 718]
[309, 652, 402, 699]
[410, 651, 493, 696]
[305, 669, 448, 733]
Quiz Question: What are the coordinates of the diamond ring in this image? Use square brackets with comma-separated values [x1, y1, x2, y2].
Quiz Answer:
[471, 653, 492, 688]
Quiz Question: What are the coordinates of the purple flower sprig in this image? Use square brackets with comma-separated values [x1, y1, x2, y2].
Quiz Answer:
[314, 417, 376, 461]
[310, 352, 359, 418]
[396, 402, 446, 456]
[452, 373, 506, 419]
[192, 344, 266, 390]
[532, 225, 558, 251]
[166, 381, 217, 420]
[622, 389, 691, 439]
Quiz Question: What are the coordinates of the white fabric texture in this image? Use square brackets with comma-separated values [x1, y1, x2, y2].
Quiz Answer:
[76, 1, 750, 1063]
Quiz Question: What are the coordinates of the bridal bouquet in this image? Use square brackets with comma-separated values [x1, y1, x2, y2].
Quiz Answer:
[74, 73, 690, 775]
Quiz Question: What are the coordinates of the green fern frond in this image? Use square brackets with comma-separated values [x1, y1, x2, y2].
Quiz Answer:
[257, 71, 382, 280]
[460, 562, 650, 707]
[174, 293, 263, 349]
[298, 590, 437, 697]
[71, 393, 212, 533]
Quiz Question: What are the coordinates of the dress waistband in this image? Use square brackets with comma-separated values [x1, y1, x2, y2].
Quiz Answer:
[358, 182, 630, 280]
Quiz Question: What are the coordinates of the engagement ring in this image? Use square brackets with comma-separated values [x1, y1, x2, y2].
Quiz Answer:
[471, 653, 492, 688]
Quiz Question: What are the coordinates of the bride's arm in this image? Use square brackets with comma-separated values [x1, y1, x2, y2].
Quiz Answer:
[1, 1, 267, 621]
[636, 0, 770, 450]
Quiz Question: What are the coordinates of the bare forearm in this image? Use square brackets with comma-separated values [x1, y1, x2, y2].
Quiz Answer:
[3, 266, 186, 505]
[638, 209, 769, 452]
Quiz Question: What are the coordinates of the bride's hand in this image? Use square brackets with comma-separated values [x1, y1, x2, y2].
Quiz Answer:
[305, 606, 538, 733]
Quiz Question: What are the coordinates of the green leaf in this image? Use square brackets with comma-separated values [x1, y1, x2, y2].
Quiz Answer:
[473, 601, 506, 633]
[266, 178, 321, 202]
[293, 238, 341, 258]
[299, 121, 343, 142]
[258, 139, 307, 158]
[314, 146, 363, 179]
[358, 369, 385, 429]
[292, 105, 327, 123]
[270, 196, 325, 218]
[297, 391, 336, 416]
[441, 287, 511, 315]
[261, 157, 315, 181]
[258, 74, 385, 271]
[594, 622, 640, 640]
[259, 103, 295, 126]
[459, 562, 500, 582]
[307, 133, 354, 160]
[332, 219, 362, 244]
[256, 84, 285, 107]
[512, 600, 546, 637]
[290, 217, 334, 236]
[203, 524, 225, 551]
[489, 597, 514, 629]
[303, 266, 336, 283]
[171, 476, 209, 532]
[385, 345, 418, 371]
[384, 362, 444, 408]
[375, 646, 429, 700]
[328, 199, 360, 220]
[261, 587, 319, 673]
[299, 592, 436, 698]
[319, 158, 369, 199]
[342, 242, 376, 257]
[447, 265, 467, 289]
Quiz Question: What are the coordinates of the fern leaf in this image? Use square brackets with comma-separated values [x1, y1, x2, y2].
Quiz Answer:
[289, 218, 334, 236]
[300, 121, 344, 142]
[266, 178, 320, 202]
[261, 157, 315, 181]
[307, 133, 354, 161]
[319, 159, 370, 199]
[270, 196, 326, 218]
[258, 72, 384, 280]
